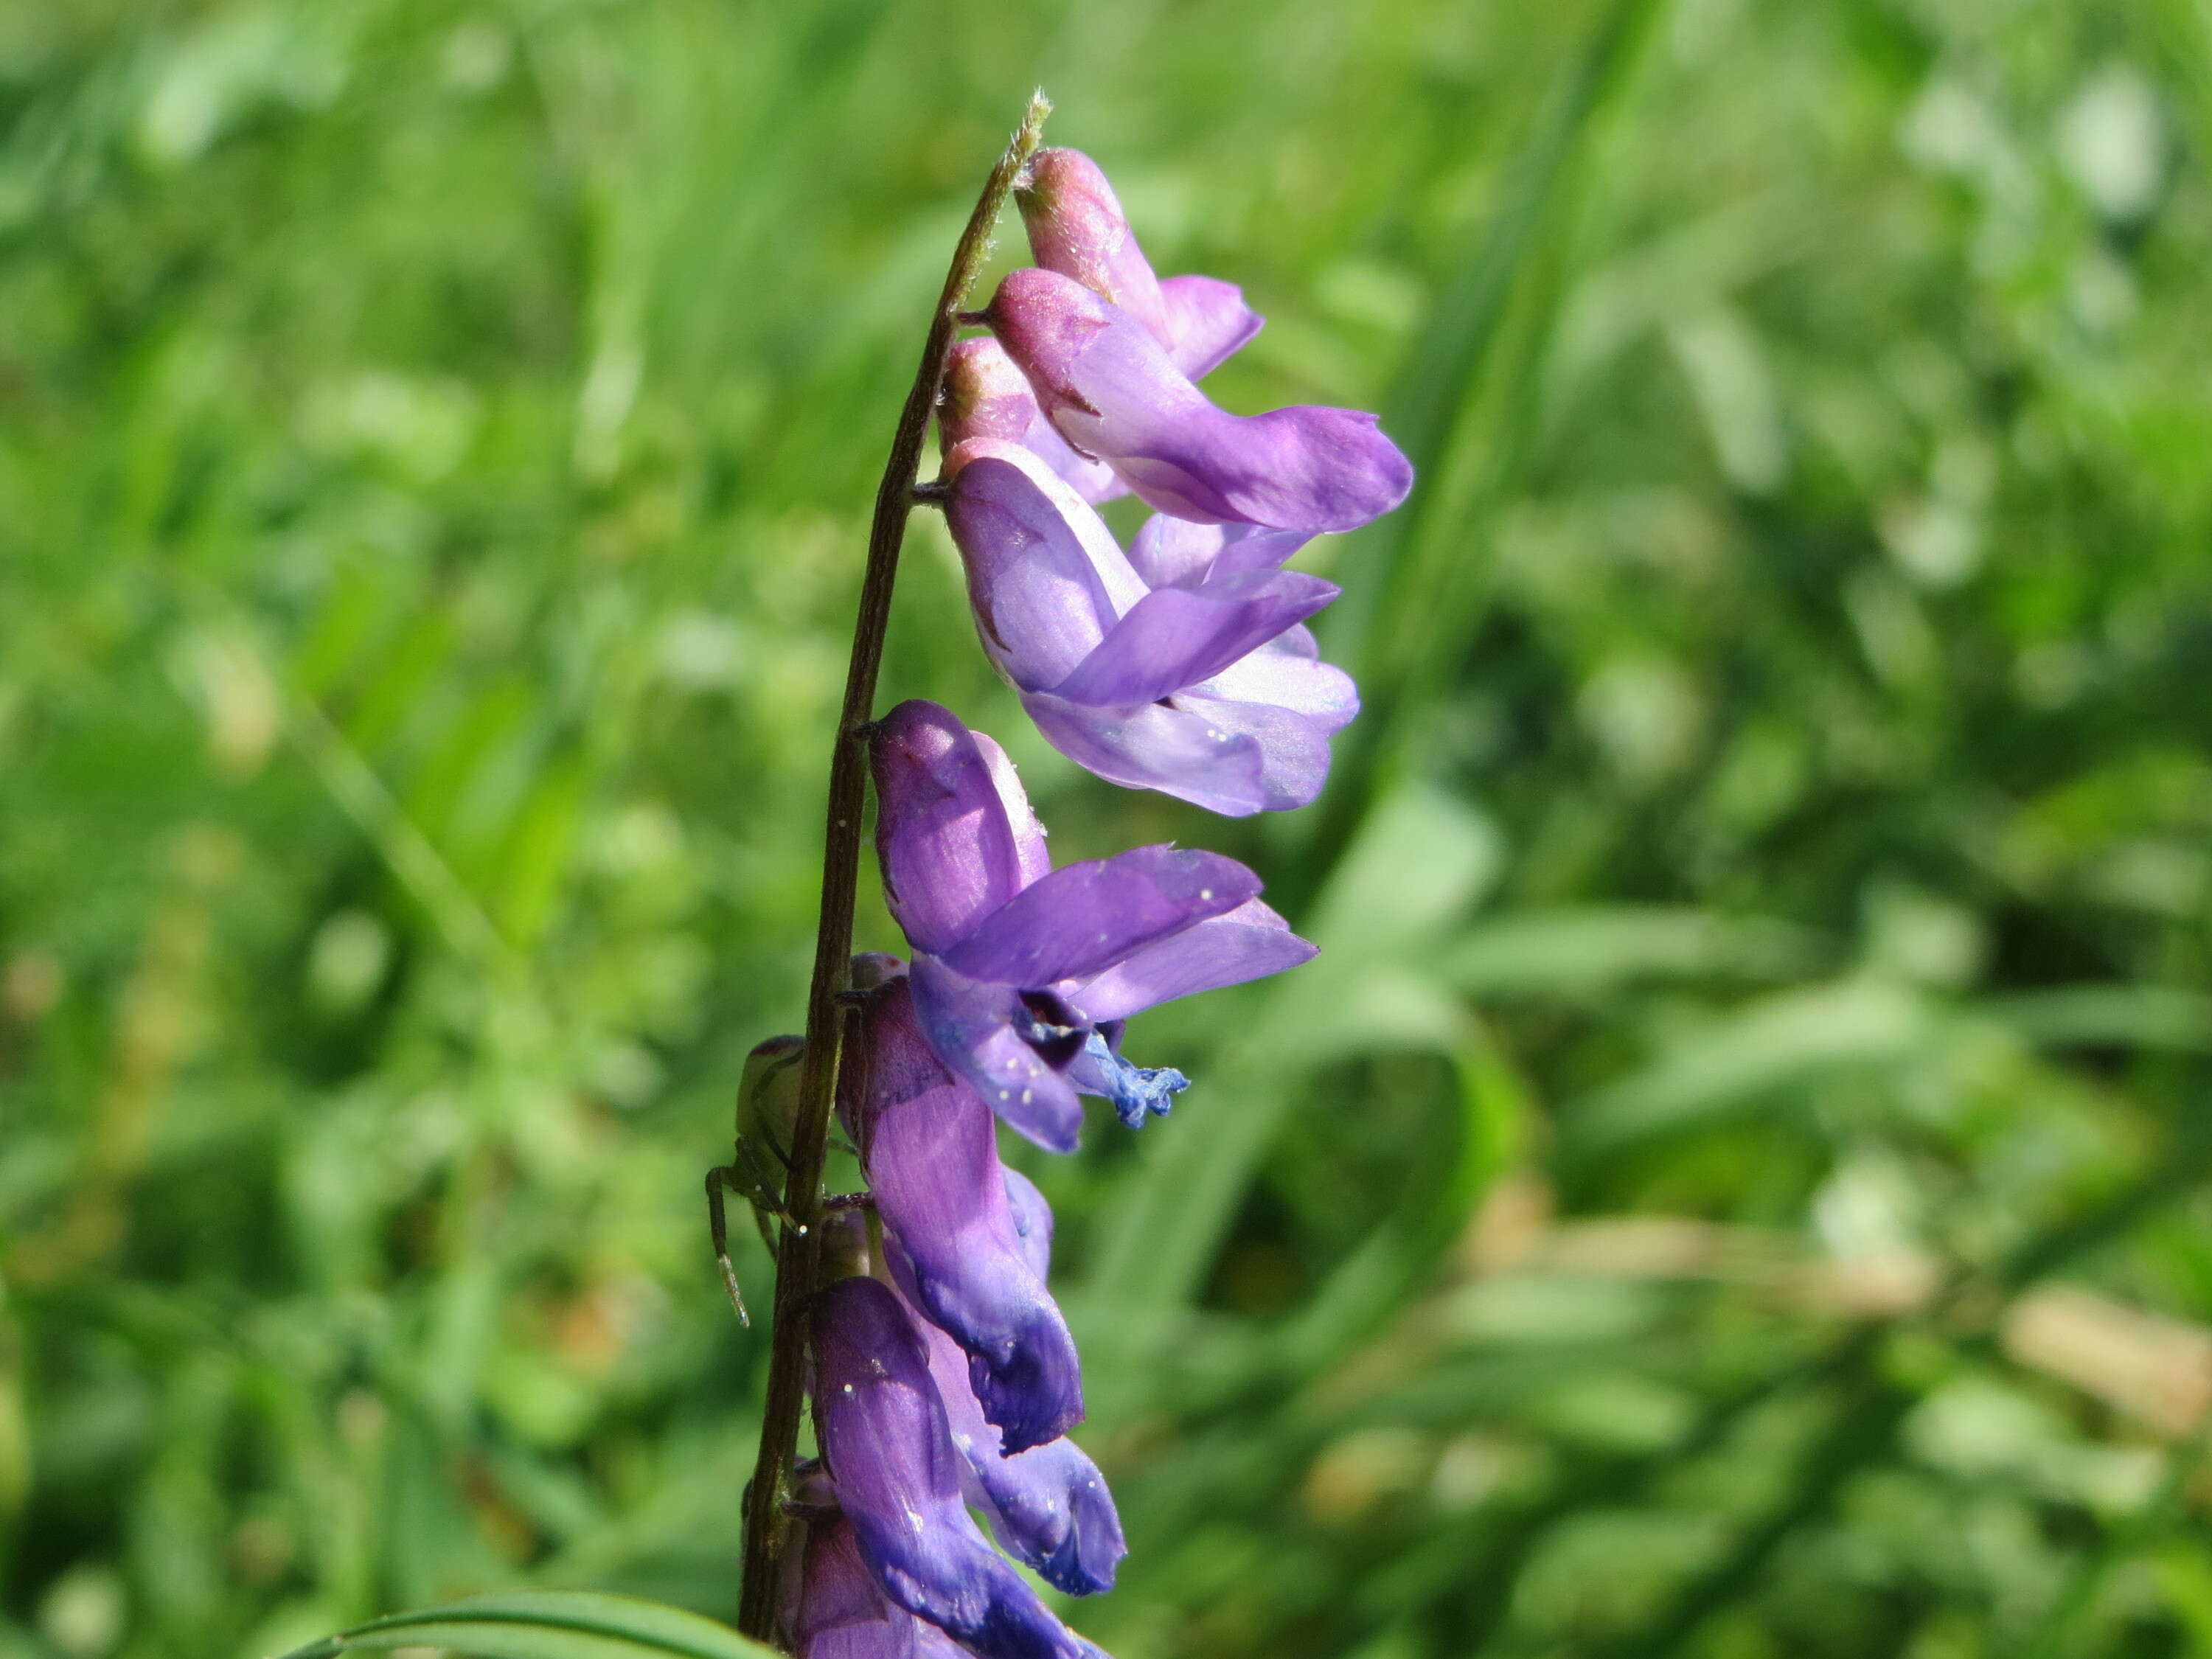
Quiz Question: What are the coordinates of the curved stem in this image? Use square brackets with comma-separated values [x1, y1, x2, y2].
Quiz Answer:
[734, 93, 1049, 1644]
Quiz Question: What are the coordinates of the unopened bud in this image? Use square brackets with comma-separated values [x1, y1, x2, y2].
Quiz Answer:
[942, 338, 1043, 452]
[1016, 147, 1171, 346]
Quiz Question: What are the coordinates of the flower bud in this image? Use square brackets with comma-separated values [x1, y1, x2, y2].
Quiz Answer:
[1017, 147, 1172, 346]
[942, 338, 1122, 503]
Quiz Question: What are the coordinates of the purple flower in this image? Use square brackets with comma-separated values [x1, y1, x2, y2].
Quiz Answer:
[981, 266, 1411, 535]
[870, 699, 1315, 1151]
[785, 1509, 942, 1659]
[841, 970, 1085, 1453]
[811, 1275, 1105, 1659]
[889, 1249, 1126, 1596]
[942, 438, 1358, 815]
[1015, 147, 1262, 382]
[942, 338, 1121, 504]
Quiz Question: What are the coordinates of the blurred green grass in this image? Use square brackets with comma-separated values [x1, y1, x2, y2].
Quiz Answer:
[4, 1, 2212, 1656]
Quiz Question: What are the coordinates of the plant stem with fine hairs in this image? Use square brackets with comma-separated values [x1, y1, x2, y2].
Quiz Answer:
[734, 94, 1051, 1645]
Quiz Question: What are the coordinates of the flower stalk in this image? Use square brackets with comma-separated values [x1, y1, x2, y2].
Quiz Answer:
[734, 93, 1052, 1643]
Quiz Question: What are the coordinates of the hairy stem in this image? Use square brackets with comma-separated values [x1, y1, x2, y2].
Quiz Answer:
[735, 93, 1049, 1644]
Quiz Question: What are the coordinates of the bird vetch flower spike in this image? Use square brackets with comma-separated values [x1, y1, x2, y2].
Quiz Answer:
[728, 100, 1406, 1657]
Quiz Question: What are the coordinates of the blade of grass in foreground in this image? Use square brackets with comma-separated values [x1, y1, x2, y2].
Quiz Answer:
[271, 1590, 777, 1659]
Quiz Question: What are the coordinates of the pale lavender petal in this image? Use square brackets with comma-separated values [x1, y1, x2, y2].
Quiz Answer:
[1020, 691, 1268, 818]
[902, 1293, 1126, 1596]
[1165, 691, 1338, 812]
[941, 336, 1122, 503]
[1024, 409, 1127, 505]
[1125, 515, 1227, 591]
[1045, 571, 1339, 708]
[1206, 525, 1318, 580]
[1069, 897, 1317, 1023]
[1126, 517, 1311, 591]
[987, 269, 1413, 535]
[871, 701, 1026, 955]
[1197, 636, 1360, 734]
[943, 441, 1147, 692]
[858, 982, 1081, 1451]
[814, 1278, 1097, 1659]
[1017, 148, 1172, 346]
[909, 953, 1086, 1152]
[942, 846, 1259, 989]
[1158, 274, 1264, 379]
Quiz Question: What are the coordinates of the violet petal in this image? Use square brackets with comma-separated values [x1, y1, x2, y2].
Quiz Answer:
[1161, 692, 1338, 812]
[1045, 571, 1340, 709]
[901, 1284, 1127, 1597]
[1000, 1167, 1054, 1282]
[859, 983, 1082, 1451]
[871, 700, 1029, 956]
[1070, 897, 1318, 1023]
[940, 846, 1259, 989]
[1158, 274, 1264, 379]
[987, 268, 1412, 535]
[942, 440, 1146, 692]
[1125, 516, 1311, 591]
[909, 954, 1087, 1152]
[1197, 631, 1360, 732]
[789, 1517, 919, 1659]
[1018, 692, 1269, 818]
[813, 1278, 1097, 1659]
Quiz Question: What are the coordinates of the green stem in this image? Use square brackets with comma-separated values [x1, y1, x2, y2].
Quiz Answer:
[733, 92, 1049, 1645]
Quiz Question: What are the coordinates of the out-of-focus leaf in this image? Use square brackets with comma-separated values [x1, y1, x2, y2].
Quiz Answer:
[1557, 980, 1942, 1158]
[1439, 906, 1826, 998]
[1082, 784, 1498, 1388]
[1983, 985, 2212, 1053]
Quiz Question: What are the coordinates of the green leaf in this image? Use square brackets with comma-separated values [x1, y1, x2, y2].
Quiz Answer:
[271, 1591, 779, 1659]
[1557, 980, 1942, 1159]
[1439, 906, 1826, 998]
[1981, 984, 2212, 1053]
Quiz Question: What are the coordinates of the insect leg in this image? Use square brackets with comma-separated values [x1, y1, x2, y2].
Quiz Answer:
[705, 1166, 750, 1326]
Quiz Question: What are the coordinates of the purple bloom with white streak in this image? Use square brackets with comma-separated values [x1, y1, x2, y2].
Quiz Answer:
[870, 699, 1314, 1151]
[942, 437, 1358, 815]
[981, 265, 1411, 534]
[810, 1274, 1105, 1659]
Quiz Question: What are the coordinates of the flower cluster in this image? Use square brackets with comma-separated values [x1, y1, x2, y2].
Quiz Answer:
[778, 147, 1409, 1658]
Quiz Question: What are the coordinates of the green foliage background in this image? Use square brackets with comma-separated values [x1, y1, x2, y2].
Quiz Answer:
[5, 0, 2212, 1655]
